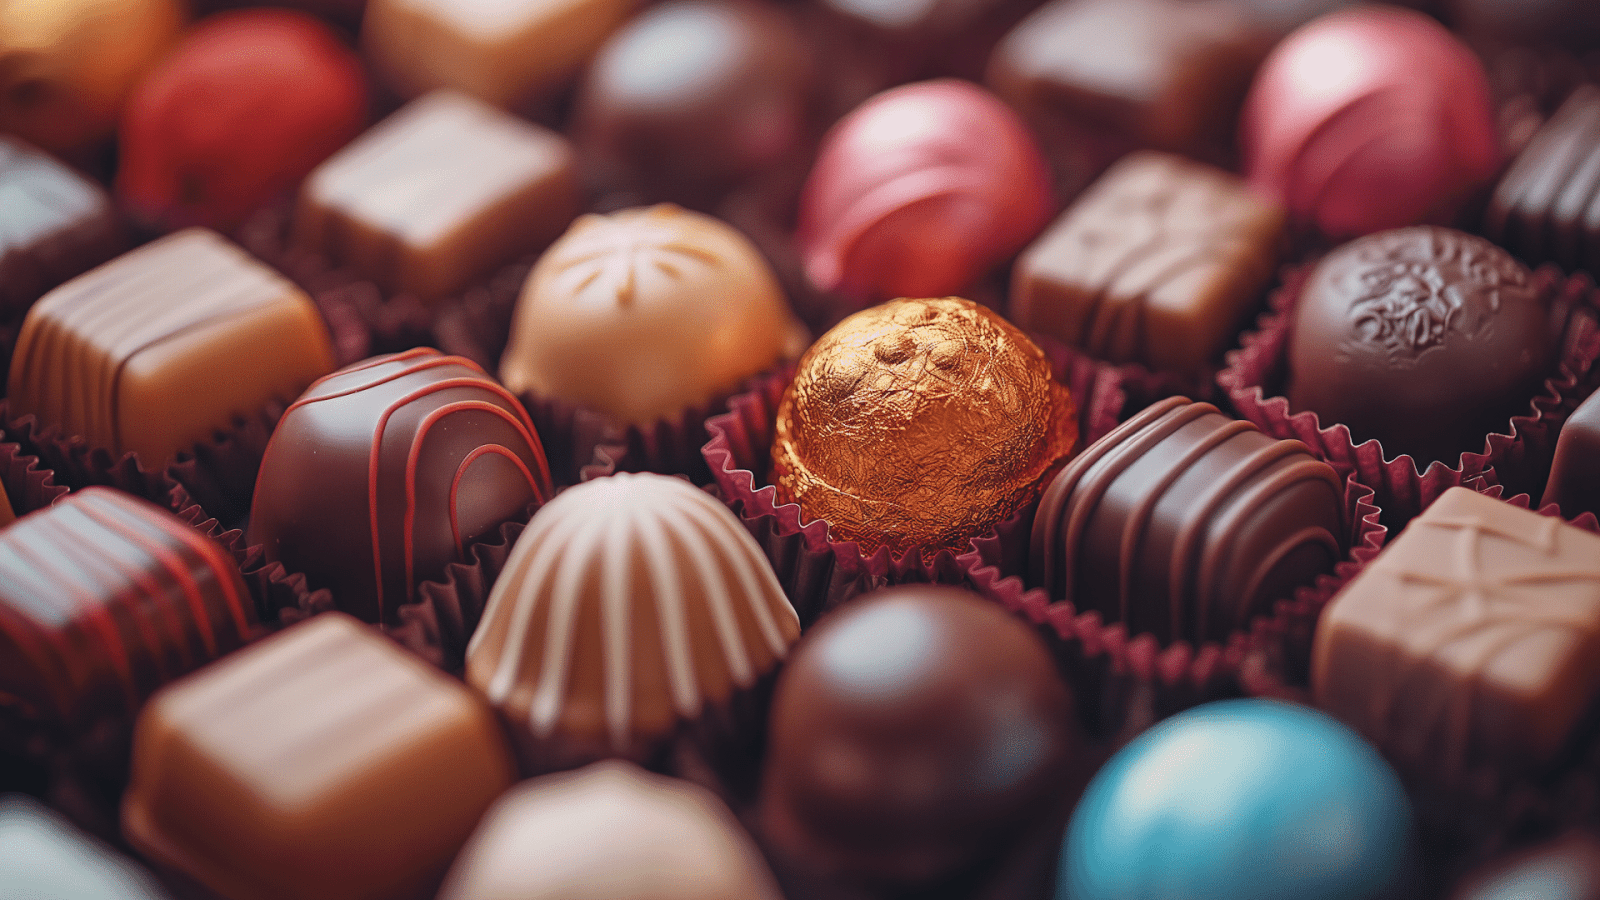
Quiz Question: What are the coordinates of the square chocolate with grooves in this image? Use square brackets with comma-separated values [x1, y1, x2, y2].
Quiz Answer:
[6, 227, 337, 468]
[295, 90, 581, 302]
[122, 612, 516, 900]
[1314, 487, 1600, 775]
[1010, 151, 1284, 376]
[0, 136, 122, 318]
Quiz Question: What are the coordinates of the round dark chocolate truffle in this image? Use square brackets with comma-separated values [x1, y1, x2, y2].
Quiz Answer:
[1286, 226, 1552, 464]
[1061, 699, 1412, 900]
[249, 348, 554, 626]
[575, 0, 815, 208]
[758, 585, 1078, 890]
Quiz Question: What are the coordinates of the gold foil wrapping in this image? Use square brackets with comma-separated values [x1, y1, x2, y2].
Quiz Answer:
[772, 297, 1077, 559]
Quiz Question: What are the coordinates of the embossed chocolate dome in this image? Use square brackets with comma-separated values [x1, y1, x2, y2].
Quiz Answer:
[465, 472, 801, 773]
[498, 203, 801, 425]
[772, 296, 1076, 559]
[1286, 226, 1552, 464]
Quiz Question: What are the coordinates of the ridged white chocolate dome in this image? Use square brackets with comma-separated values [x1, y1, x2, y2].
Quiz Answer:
[465, 472, 799, 771]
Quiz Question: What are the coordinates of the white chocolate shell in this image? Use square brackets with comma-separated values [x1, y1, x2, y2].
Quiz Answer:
[465, 472, 799, 770]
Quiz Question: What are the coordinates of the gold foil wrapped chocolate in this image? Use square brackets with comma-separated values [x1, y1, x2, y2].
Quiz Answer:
[772, 297, 1076, 559]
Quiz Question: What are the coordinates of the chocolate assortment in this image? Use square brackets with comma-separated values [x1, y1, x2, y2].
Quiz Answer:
[10, 1, 1600, 898]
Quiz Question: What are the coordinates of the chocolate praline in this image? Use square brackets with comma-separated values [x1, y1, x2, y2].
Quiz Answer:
[248, 348, 553, 626]
[1285, 226, 1552, 464]
[758, 586, 1078, 891]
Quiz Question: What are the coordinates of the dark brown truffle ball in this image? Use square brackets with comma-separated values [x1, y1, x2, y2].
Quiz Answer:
[1286, 226, 1552, 464]
[758, 586, 1077, 891]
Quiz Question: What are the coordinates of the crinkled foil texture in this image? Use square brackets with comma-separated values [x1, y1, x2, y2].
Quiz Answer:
[772, 297, 1076, 558]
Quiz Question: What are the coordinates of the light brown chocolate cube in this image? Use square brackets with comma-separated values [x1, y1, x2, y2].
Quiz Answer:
[362, 0, 634, 107]
[296, 91, 580, 302]
[123, 613, 516, 900]
[7, 227, 336, 467]
[1010, 151, 1283, 375]
[1313, 487, 1600, 774]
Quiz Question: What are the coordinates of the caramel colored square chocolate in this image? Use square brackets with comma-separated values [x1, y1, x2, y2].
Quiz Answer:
[361, 0, 633, 107]
[987, 0, 1267, 153]
[1313, 488, 1600, 773]
[123, 613, 516, 900]
[296, 91, 580, 302]
[1010, 151, 1283, 375]
[0, 137, 122, 316]
[7, 227, 336, 467]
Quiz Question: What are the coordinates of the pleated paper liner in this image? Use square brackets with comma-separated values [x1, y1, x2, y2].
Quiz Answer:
[1218, 262, 1600, 532]
[703, 337, 1131, 627]
[1264, 482, 1600, 894]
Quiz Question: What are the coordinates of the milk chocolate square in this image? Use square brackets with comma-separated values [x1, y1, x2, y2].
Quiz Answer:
[361, 0, 633, 107]
[0, 488, 256, 731]
[0, 137, 122, 317]
[296, 91, 580, 302]
[986, 0, 1268, 155]
[123, 612, 516, 900]
[1010, 151, 1283, 375]
[7, 227, 336, 467]
[1313, 487, 1600, 773]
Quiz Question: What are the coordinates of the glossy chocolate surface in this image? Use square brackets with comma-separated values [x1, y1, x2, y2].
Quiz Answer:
[772, 297, 1076, 560]
[123, 612, 516, 900]
[1032, 397, 1344, 645]
[438, 761, 783, 900]
[8, 227, 336, 466]
[361, 0, 633, 106]
[1453, 831, 1600, 900]
[1010, 151, 1284, 376]
[1286, 226, 1552, 464]
[1544, 389, 1600, 519]
[796, 79, 1053, 305]
[575, 0, 814, 209]
[250, 348, 553, 626]
[1241, 5, 1500, 238]
[0, 795, 172, 899]
[1314, 488, 1600, 772]
[1062, 700, 1411, 900]
[296, 90, 581, 302]
[987, 0, 1268, 158]
[499, 203, 800, 425]
[0, 137, 122, 317]
[759, 586, 1077, 890]
[465, 473, 799, 773]
[0, 487, 254, 731]
[1484, 85, 1600, 273]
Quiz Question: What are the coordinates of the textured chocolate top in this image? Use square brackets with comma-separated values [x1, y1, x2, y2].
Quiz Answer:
[797, 79, 1054, 305]
[1031, 396, 1344, 644]
[1286, 226, 1552, 464]
[1011, 151, 1284, 376]
[0, 136, 122, 316]
[465, 472, 800, 773]
[438, 761, 783, 900]
[575, 0, 814, 207]
[758, 586, 1077, 889]
[123, 613, 515, 900]
[250, 348, 553, 626]
[296, 91, 581, 301]
[772, 296, 1076, 559]
[0, 487, 254, 730]
[1314, 488, 1600, 773]
[0, 796, 172, 899]
[1241, 6, 1500, 238]
[499, 203, 800, 424]
[1484, 85, 1600, 273]
[7, 227, 337, 466]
